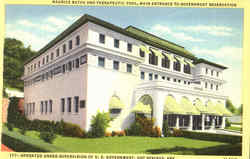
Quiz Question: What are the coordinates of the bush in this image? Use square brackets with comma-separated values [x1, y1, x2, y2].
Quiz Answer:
[62, 122, 85, 138]
[118, 130, 126, 137]
[89, 111, 111, 138]
[182, 130, 242, 144]
[127, 122, 142, 136]
[225, 118, 231, 127]
[19, 127, 26, 135]
[6, 123, 14, 131]
[39, 131, 57, 143]
[163, 120, 171, 137]
[105, 132, 112, 137]
[172, 128, 183, 137]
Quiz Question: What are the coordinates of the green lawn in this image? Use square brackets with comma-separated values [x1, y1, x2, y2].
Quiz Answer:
[2, 127, 241, 155]
[225, 126, 242, 132]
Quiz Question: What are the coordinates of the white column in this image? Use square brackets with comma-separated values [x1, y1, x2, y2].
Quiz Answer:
[176, 115, 180, 129]
[210, 116, 215, 130]
[152, 91, 165, 131]
[221, 116, 226, 129]
[201, 114, 205, 131]
[188, 115, 193, 131]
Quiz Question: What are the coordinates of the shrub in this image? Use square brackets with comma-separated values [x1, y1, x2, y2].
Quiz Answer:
[89, 111, 111, 138]
[118, 130, 126, 137]
[19, 127, 26, 135]
[182, 130, 242, 144]
[172, 128, 183, 137]
[127, 122, 142, 136]
[6, 123, 14, 131]
[225, 118, 231, 127]
[105, 132, 112, 137]
[163, 120, 171, 137]
[62, 122, 85, 138]
[39, 131, 56, 143]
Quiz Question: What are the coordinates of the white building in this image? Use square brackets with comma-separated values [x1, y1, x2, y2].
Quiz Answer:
[22, 14, 232, 132]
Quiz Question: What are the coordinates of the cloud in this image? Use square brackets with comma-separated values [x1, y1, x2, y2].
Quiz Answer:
[46, 16, 68, 28]
[17, 19, 36, 27]
[5, 28, 51, 51]
[66, 15, 81, 21]
[191, 46, 242, 62]
[151, 24, 205, 42]
[178, 25, 234, 37]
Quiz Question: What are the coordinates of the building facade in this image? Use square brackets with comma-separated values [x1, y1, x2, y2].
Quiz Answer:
[22, 14, 232, 132]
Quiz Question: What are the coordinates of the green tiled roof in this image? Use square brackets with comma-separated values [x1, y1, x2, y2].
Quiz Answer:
[125, 26, 196, 60]
[194, 58, 227, 69]
[109, 95, 125, 109]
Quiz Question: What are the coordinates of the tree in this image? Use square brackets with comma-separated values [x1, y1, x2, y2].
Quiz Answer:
[89, 111, 111, 137]
[226, 99, 236, 114]
[237, 104, 243, 115]
[4, 38, 37, 91]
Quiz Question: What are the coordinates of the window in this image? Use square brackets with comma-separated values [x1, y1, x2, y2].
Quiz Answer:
[178, 79, 181, 83]
[63, 44, 66, 53]
[69, 40, 73, 50]
[149, 51, 158, 66]
[127, 43, 132, 52]
[141, 72, 145, 80]
[76, 35, 80, 46]
[113, 61, 119, 70]
[149, 73, 153, 80]
[49, 100, 52, 113]
[127, 64, 132, 73]
[43, 58, 45, 65]
[75, 58, 80, 68]
[46, 55, 49, 63]
[62, 64, 66, 73]
[216, 85, 219, 90]
[184, 64, 191, 74]
[61, 98, 65, 113]
[74, 96, 79, 113]
[34, 63, 36, 70]
[140, 49, 145, 57]
[188, 82, 190, 85]
[38, 61, 40, 68]
[167, 77, 170, 81]
[174, 79, 177, 82]
[162, 76, 165, 80]
[68, 61, 72, 71]
[56, 48, 60, 57]
[80, 55, 87, 64]
[211, 70, 214, 76]
[51, 52, 54, 60]
[217, 71, 219, 77]
[184, 81, 187, 84]
[205, 82, 208, 88]
[33, 103, 35, 114]
[45, 101, 48, 114]
[211, 84, 213, 89]
[99, 34, 105, 44]
[31, 65, 33, 71]
[206, 68, 208, 74]
[67, 97, 72, 112]
[154, 74, 158, 80]
[114, 39, 119, 48]
[162, 54, 170, 68]
[173, 59, 181, 72]
[98, 57, 105, 67]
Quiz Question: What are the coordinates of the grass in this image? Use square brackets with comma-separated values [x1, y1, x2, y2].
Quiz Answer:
[225, 126, 242, 132]
[2, 126, 242, 155]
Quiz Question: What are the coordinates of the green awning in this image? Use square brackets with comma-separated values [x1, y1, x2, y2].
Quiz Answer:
[175, 56, 187, 65]
[139, 45, 151, 54]
[194, 99, 209, 113]
[164, 96, 186, 115]
[216, 102, 233, 116]
[185, 60, 195, 67]
[163, 53, 177, 62]
[109, 96, 124, 109]
[132, 101, 152, 114]
[180, 98, 200, 115]
[206, 101, 222, 116]
[151, 48, 164, 59]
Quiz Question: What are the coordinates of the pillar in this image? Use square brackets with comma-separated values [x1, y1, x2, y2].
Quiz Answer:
[201, 114, 205, 131]
[211, 116, 215, 130]
[176, 115, 180, 129]
[152, 91, 165, 131]
[188, 115, 193, 131]
[221, 116, 226, 129]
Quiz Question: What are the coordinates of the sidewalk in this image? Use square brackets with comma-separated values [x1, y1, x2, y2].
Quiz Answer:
[1, 144, 14, 152]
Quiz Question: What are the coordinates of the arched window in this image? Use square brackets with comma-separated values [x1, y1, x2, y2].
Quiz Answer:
[149, 51, 158, 66]
[162, 54, 170, 68]
[173, 58, 181, 71]
[184, 64, 191, 74]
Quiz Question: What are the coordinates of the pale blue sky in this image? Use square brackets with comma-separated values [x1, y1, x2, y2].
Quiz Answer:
[5, 5, 243, 107]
